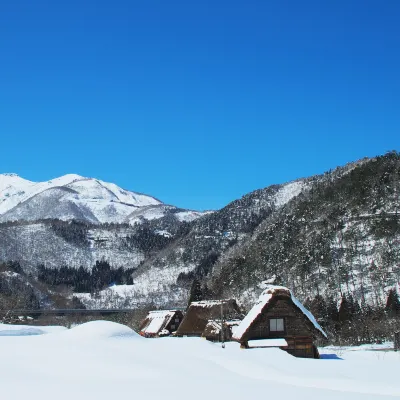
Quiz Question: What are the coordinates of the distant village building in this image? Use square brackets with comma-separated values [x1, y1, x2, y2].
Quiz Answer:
[139, 310, 184, 338]
[175, 299, 243, 337]
[202, 319, 242, 342]
[232, 285, 327, 358]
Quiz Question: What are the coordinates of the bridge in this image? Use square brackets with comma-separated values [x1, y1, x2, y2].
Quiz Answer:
[0, 307, 186, 318]
[0, 309, 138, 317]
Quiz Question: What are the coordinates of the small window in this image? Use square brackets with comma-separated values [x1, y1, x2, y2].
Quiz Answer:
[170, 324, 176, 330]
[175, 318, 180, 323]
[269, 318, 284, 332]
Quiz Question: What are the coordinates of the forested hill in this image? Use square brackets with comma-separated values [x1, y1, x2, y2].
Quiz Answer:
[209, 152, 400, 310]
[0, 152, 399, 324]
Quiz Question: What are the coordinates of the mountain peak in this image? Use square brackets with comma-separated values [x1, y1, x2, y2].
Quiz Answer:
[48, 174, 86, 186]
[0, 172, 205, 225]
[58, 173, 85, 181]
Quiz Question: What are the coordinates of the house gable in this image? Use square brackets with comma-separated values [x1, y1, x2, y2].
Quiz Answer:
[175, 299, 242, 337]
[244, 296, 320, 341]
[139, 310, 184, 337]
[233, 286, 326, 341]
[232, 285, 327, 358]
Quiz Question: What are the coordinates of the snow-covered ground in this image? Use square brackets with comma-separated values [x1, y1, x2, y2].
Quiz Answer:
[0, 323, 66, 336]
[76, 280, 188, 309]
[274, 180, 305, 207]
[0, 321, 399, 400]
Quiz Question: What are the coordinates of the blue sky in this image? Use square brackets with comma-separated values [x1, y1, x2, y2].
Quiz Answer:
[1, 0, 399, 210]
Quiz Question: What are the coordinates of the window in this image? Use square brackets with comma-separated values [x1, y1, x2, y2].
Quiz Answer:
[269, 318, 284, 332]
[170, 324, 176, 330]
[175, 318, 180, 323]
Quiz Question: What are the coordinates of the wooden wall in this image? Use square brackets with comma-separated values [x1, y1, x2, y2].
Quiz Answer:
[165, 311, 184, 333]
[245, 297, 314, 340]
[243, 296, 320, 358]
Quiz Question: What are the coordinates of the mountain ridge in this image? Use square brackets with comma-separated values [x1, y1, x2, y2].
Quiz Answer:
[0, 153, 399, 316]
[0, 173, 205, 224]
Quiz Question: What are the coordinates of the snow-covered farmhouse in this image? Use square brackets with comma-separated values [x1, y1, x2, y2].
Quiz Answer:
[202, 319, 242, 342]
[175, 299, 242, 338]
[232, 285, 327, 358]
[139, 310, 184, 338]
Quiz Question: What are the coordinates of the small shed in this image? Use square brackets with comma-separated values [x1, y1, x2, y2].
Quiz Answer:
[139, 310, 184, 338]
[232, 285, 327, 358]
[175, 299, 242, 337]
[202, 319, 242, 342]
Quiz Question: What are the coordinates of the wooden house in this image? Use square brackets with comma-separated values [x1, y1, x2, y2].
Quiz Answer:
[175, 299, 242, 337]
[232, 285, 327, 358]
[139, 310, 184, 338]
[202, 319, 242, 342]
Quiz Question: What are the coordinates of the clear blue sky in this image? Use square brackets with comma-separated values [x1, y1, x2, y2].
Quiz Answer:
[1, 0, 399, 210]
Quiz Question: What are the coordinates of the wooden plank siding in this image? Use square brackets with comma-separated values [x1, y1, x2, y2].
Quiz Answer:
[240, 296, 323, 358]
[245, 297, 320, 340]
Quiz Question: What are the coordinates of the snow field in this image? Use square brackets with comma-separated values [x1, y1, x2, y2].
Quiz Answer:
[274, 180, 305, 207]
[0, 323, 67, 336]
[0, 321, 399, 400]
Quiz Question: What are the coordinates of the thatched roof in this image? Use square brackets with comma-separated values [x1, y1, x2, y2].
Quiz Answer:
[232, 285, 327, 341]
[175, 299, 242, 337]
[139, 310, 182, 337]
[202, 319, 241, 341]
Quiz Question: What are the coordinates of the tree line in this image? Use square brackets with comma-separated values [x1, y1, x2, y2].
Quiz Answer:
[37, 261, 134, 293]
[301, 290, 400, 344]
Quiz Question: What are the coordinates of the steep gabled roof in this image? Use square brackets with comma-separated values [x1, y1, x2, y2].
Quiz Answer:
[175, 299, 242, 336]
[232, 285, 327, 341]
[202, 319, 241, 336]
[202, 320, 223, 337]
[139, 310, 180, 335]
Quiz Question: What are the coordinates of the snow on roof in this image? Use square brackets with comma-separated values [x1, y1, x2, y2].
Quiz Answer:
[141, 310, 178, 334]
[204, 319, 242, 335]
[233, 287, 276, 340]
[290, 294, 327, 338]
[203, 319, 242, 337]
[233, 285, 327, 340]
[190, 300, 231, 308]
[204, 320, 222, 335]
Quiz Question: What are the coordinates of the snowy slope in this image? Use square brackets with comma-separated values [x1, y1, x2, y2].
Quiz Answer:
[0, 173, 89, 214]
[274, 180, 305, 207]
[128, 180, 309, 307]
[0, 173, 206, 224]
[0, 222, 145, 269]
[126, 204, 209, 225]
[0, 321, 399, 400]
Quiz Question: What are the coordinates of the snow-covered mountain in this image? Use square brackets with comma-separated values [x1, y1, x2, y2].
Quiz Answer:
[1, 154, 399, 315]
[0, 173, 204, 224]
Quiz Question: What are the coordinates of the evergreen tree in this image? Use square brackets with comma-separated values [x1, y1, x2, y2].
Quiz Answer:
[348, 294, 362, 319]
[385, 288, 400, 316]
[338, 294, 352, 322]
[309, 294, 328, 322]
[326, 297, 339, 323]
[187, 279, 203, 308]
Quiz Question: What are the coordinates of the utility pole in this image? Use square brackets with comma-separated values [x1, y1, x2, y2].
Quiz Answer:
[220, 300, 225, 349]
